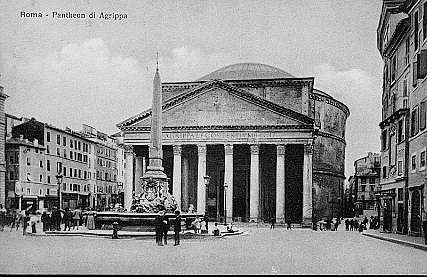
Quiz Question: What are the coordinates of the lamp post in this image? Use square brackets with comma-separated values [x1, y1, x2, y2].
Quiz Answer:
[203, 175, 211, 218]
[56, 173, 63, 210]
[224, 182, 228, 225]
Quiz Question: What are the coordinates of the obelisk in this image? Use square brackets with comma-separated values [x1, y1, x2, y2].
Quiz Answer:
[143, 55, 167, 180]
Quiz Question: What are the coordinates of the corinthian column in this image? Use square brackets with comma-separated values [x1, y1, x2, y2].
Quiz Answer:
[302, 144, 313, 224]
[197, 145, 207, 214]
[276, 145, 286, 223]
[250, 145, 260, 222]
[224, 144, 233, 222]
[172, 145, 182, 210]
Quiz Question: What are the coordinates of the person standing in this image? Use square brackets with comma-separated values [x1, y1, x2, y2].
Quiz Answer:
[422, 213, 427, 245]
[173, 210, 182, 246]
[270, 216, 275, 229]
[41, 211, 49, 232]
[86, 208, 96, 230]
[286, 219, 292, 230]
[0, 205, 6, 231]
[161, 213, 170, 245]
[203, 215, 209, 234]
[22, 211, 30, 236]
[72, 207, 82, 230]
[63, 208, 72, 231]
[154, 211, 163, 246]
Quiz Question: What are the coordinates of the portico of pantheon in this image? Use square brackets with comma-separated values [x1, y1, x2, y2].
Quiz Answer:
[117, 63, 349, 224]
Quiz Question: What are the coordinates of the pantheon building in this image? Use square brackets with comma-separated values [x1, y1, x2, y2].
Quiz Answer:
[117, 63, 349, 224]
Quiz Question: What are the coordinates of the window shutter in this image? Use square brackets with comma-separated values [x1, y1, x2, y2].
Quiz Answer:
[413, 60, 418, 87]
[417, 49, 427, 79]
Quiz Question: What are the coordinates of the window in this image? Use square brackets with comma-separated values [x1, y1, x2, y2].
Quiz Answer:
[369, 178, 376, 184]
[83, 155, 87, 163]
[70, 139, 73, 148]
[383, 166, 387, 178]
[370, 185, 375, 192]
[47, 176, 50, 184]
[39, 160, 43, 168]
[26, 157, 30, 166]
[63, 137, 66, 146]
[415, 11, 419, 51]
[74, 169, 77, 178]
[381, 129, 388, 150]
[26, 188, 31, 195]
[46, 145, 50, 154]
[391, 54, 397, 82]
[78, 141, 81, 150]
[63, 149, 67, 158]
[47, 189, 50, 195]
[78, 170, 81, 179]
[420, 101, 426, 131]
[63, 183, 66, 191]
[397, 119, 404, 143]
[84, 171, 87, 180]
[56, 134, 60, 145]
[398, 160, 403, 176]
[405, 37, 410, 65]
[70, 151, 73, 159]
[361, 178, 367, 184]
[421, 150, 426, 169]
[69, 168, 72, 177]
[46, 132, 51, 142]
[424, 2, 427, 40]
[398, 188, 403, 201]
[412, 154, 417, 171]
[47, 160, 50, 171]
[9, 171, 14, 180]
[413, 61, 418, 87]
[57, 162, 62, 173]
[403, 79, 408, 97]
[63, 166, 66, 176]
[56, 148, 60, 156]
[411, 107, 419, 136]
[39, 175, 43, 182]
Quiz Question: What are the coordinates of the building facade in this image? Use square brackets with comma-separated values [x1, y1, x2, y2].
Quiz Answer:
[350, 153, 381, 218]
[117, 63, 349, 224]
[10, 119, 95, 210]
[0, 85, 8, 208]
[378, 0, 427, 235]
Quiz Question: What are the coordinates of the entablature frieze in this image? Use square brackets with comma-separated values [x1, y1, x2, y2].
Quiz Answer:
[123, 129, 314, 146]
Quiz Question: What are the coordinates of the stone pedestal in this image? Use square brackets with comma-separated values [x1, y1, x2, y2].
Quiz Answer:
[249, 145, 260, 222]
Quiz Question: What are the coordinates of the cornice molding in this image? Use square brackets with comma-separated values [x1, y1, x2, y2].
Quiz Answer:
[121, 124, 314, 132]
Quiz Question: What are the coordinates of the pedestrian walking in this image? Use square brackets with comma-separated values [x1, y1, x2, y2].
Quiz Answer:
[212, 222, 220, 236]
[349, 219, 354, 231]
[72, 207, 82, 230]
[192, 216, 201, 234]
[345, 219, 349, 230]
[63, 208, 73, 231]
[30, 211, 37, 233]
[200, 218, 208, 234]
[173, 210, 181, 246]
[422, 218, 427, 245]
[270, 216, 275, 229]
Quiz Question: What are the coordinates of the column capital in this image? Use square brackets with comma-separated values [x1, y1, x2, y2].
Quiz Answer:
[225, 144, 233, 155]
[304, 144, 313, 155]
[197, 144, 207, 155]
[250, 144, 259, 155]
[173, 145, 182, 156]
[123, 144, 134, 153]
[276, 145, 286, 155]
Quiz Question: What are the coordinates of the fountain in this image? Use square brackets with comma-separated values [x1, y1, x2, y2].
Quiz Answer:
[95, 57, 201, 231]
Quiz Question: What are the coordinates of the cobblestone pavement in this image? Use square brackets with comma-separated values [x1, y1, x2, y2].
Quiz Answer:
[0, 226, 426, 274]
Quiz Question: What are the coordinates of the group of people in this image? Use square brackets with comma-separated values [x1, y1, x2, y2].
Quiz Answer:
[154, 210, 182, 246]
[0, 204, 98, 236]
[344, 216, 378, 232]
[190, 215, 209, 234]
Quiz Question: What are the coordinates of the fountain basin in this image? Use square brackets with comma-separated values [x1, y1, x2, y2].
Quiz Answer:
[94, 212, 204, 232]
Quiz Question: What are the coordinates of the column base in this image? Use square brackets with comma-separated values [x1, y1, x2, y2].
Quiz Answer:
[276, 217, 285, 224]
[302, 217, 313, 228]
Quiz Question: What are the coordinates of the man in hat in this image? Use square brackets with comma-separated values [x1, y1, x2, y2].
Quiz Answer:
[161, 211, 170, 245]
[154, 211, 163, 246]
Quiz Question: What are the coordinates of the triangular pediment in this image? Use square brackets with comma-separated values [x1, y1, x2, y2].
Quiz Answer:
[118, 80, 313, 129]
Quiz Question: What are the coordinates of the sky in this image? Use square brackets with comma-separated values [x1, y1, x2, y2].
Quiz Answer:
[0, 0, 384, 182]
